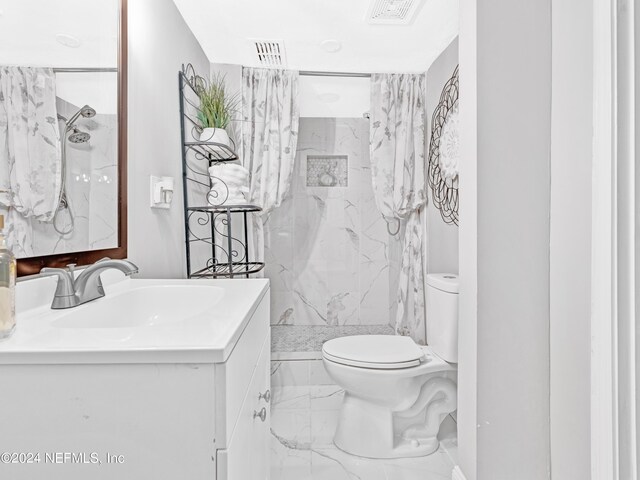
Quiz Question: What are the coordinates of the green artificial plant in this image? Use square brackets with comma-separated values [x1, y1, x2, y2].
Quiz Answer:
[195, 73, 240, 130]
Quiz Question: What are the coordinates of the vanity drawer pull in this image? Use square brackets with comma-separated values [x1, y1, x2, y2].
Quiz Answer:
[258, 389, 271, 403]
[253, 407, 267, 422]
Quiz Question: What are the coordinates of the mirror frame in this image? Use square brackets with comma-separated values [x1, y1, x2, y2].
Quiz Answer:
[17, 0, 128, 276]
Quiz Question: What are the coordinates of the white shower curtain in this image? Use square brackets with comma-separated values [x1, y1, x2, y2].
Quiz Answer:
[370, 73, 427, 342]
[242, 67, 299, 266]
[0, 66, 62, 256]
[0, 66, 62, 219]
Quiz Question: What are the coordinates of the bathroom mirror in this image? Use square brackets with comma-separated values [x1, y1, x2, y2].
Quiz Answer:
[0, 0, 128, 276]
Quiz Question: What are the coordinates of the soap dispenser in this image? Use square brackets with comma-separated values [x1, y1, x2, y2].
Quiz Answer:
[0, 214, 16, 339]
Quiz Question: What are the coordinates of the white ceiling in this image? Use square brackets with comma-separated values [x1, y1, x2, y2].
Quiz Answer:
[0, 0, 118, 67]
[172, 0, 459, 73]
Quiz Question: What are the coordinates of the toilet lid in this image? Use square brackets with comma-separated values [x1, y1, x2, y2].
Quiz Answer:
[322, 335, 424, 369]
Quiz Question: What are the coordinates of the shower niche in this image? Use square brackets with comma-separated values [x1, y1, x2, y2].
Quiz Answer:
[306, 155, 349, 187]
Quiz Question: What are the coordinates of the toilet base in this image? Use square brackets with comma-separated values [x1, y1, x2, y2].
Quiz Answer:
[333, 376, 457, 459]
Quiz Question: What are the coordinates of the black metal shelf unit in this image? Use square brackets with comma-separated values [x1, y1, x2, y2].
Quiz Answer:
[179, 64, 265, 279]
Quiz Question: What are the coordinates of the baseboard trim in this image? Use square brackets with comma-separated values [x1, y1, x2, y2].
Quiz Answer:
[452, 466, 468, 480]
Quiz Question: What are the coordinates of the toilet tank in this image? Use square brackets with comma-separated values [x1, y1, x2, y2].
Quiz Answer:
[426, 274, 459, 363]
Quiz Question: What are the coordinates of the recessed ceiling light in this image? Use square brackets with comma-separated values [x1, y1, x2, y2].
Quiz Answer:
[320, 40, 342, 53]
[56, 34, 81, 48]
[318, 93, 340, 103]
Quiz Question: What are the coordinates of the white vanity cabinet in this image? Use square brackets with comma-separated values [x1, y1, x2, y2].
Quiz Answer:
[215, 288, 271, 480]
[0, 279, 270, 480]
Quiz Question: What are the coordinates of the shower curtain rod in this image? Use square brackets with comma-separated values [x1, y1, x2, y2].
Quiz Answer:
[299, 70, 371, 78]
[53, 68, 117, 73]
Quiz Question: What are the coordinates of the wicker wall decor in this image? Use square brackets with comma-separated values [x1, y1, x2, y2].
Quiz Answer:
[428, 65, 460, 225]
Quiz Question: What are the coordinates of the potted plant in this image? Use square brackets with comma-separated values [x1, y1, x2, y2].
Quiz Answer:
[195, 73, 240, 150]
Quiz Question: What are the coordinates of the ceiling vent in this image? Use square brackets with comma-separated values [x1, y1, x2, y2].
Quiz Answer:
[250, 39, 287, 68]
[366, 0, 425, 25]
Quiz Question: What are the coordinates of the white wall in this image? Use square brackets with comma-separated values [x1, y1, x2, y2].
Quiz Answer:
[173, 0, 458, 73]
[214, 64, 371, 119]
[299, 76, 370, 118]
[426, 38, 459, 274]
[56, 72, 118, 115]
[128, 0, 210, 278]
[458, 0, 552, 478]
[457, 0, 477, 475]
[0, 0, 118, 68]
[549, 0, 593, 478]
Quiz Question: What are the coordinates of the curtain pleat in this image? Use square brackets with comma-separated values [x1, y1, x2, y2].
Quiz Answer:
[0, 66, 62, 220]
[241, 67, 299, 267]
[369, 73, 427, 343]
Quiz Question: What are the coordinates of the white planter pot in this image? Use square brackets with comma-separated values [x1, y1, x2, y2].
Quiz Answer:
[199, 128, 232, 159]
[200, 127, 230, 145]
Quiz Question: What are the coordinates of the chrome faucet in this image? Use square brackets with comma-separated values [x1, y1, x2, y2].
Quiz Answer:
[40, 267, 78, 309]
[40, 258, 139, 309]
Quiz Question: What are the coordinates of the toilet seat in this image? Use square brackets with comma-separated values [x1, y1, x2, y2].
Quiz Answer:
[322, 335, 425, 370]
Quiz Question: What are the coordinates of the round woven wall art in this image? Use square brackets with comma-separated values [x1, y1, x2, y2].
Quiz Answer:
[428, 65, 460, 226]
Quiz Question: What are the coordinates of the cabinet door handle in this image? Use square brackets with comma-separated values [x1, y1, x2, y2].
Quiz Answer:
[253, 407, 267, 422]
[258, 389, 271, 403]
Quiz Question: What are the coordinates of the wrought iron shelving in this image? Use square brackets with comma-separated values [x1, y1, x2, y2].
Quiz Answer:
[190, 262, 266, 278]
[183, 141, 239, 163]
[179, 64, 264, 279]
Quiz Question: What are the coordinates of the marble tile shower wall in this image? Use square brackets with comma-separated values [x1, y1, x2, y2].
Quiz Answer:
[265, 118, 402, 340]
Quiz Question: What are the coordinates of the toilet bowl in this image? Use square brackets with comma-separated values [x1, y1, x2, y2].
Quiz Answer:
[322, 274, 459, 459]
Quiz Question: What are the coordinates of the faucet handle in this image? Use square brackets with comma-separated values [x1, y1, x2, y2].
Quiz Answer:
[41, 267, 71, 279]
[66, 263, 77, 280]
[40, 268, 76, 305]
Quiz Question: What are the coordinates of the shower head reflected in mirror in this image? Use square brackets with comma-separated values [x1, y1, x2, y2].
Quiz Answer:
[59, 104, 95, 145]
[59, 104, 96, 131]
[54, 103, 96, 235]
[80, 105, 96, 118]
[66, 104, 96, 126]
[68, 127, 91, 144]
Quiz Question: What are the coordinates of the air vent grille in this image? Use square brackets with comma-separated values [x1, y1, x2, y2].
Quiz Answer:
[251, 39, 287, 68]
[367, 0, 424, 24]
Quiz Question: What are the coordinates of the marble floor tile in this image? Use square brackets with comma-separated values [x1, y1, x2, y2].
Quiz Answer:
[270, 385, 456, 480]
[310, 410, 340, 446]
[271, 404, 313, 480]
[381, 450, 455, 480]
[272, 410, 311, 446]
[271, 385, 311, 411]
[311, 447, 388, 480]
[310, 385, 344, 411]
[271, 431, 312, 480]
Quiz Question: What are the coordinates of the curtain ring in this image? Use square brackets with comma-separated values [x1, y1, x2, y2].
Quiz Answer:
[385, 217, 401, 236]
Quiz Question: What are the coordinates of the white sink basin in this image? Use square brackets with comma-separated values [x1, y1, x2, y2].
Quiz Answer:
[53, 285, 225, 329]
[0, 278, 270, 364]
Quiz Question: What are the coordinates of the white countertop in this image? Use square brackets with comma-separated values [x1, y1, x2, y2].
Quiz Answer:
[0, 277, 269, 365]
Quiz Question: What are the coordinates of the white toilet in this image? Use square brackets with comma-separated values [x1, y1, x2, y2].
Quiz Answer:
[322, 273, 459, 459]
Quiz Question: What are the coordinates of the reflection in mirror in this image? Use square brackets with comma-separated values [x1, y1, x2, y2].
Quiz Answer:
[0, 0, 120, 260]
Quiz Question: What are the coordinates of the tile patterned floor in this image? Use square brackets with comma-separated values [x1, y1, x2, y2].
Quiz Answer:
[270, 385, 458, 480]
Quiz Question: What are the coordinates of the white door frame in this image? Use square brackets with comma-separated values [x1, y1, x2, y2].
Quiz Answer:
[591, 0, 637, 478]
[590, 0, 616, 476]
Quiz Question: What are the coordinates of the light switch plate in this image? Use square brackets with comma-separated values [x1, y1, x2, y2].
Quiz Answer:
[150, 175, 174, 209]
